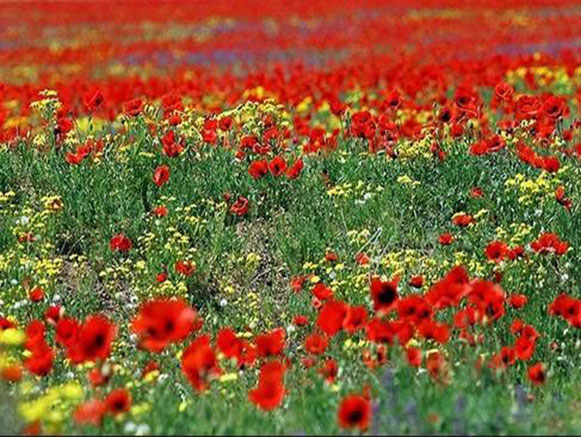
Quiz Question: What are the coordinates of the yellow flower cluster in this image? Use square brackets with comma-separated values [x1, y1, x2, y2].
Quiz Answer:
[397, 174, 421, 187]
[327, 181, 384, 199]
[504, 171, 561, 205]
[18, 382, 84, 431]
[0, 328, 25, 346]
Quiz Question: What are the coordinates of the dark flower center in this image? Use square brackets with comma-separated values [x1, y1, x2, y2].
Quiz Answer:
[348, 408, 364, 424]
[93, 333, 105, 348]
[378, 285, 396, 305]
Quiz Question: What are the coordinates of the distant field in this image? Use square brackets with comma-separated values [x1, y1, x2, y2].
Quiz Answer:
[0, 1, 580, 435]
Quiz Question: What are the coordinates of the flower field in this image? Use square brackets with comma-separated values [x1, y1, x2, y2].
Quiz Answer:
[1, 0, 581, 434]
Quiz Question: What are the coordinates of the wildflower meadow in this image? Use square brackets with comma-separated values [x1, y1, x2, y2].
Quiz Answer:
[0, 0, 580, 435]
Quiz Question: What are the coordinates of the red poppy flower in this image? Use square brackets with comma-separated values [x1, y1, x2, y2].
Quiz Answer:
[355, 252, 370, 265]
[254, 143, 271, 155]
[528, 362, 546, 385]
[397, 295, 432, 324]
[239, 341, 258, 368]
[558, 297, 580, 327]
[438, 233, 454, 245]
[230, 196, 250, 216]
[302, 356, 316, 369]
[29, 286, 44, 302]
[425, 265, 471, 309]
[181, 335, 221, 392]
[162, 130, 184, 157]
[468, 280, 506, 324]
[500, 346, 516, 367]
[218, 116, 233, 131]
[156, 271, 168, 283]
[485, 240, 509, 263]
[508, 245, 525, 260]
[258, 360, 287, 382]
[452, 213, 474, 227]
[515, 336, 535, 361]
[521, 325, 539, 341]
[248, 376, 285, 411]
[312, 283, 334, 301]
[343, 305, 368, 333]
[409, 275, 424, 288]
[152, 205, 168, 217]
[370, 276, 399, 313]
[24, 342, 54, 376]
[366, 318, 413, 345]
[555, 186, 572, 210]
[304, 333, 329, 355]
[45, 306, 62, 325]
[406, 347, 422, 367]
[438, 107, 452, 124]
[487, 135, 506, 153]
[249, 360, 286, 411]
[105, 389, 132, 415]
[22, 421, 42, 435]
[325, 251, 339, 262]
[83, 89, 105, 111]
[541, 156, 560, 173]
[255, 328, 286, 357]
[455, 89, 480, 119]
[318, 359, 338, 383]
[470, 186, 484, 198]
[74, 398, 107, 427]
[516, 95, 542, 120]
[123, 98, 144, 117]
[240, 135, 258, 150]
[470, 140, 489, 155]
[202, 128, 217, 144]
[418, 320, 450, 344]
[168, 114, 181, 127]
[56, 117, 74, 136]
[175, 260, 196, 277]
[268, 156, 287, 177]
[317, 300, 348, 337]
[531, 233, 568, 255]
[542, 96, 566, 120]
[362, 344, 388, 369]
[510, 319, 525, 336]
[286, 158, 304, 179]
[426, 350, 447, 381]
[109, 234, 133, 252]
[88, 365, 112, 388]
[509, 294, 528, 309]
[1, 364, 23, 382]
[0, 317, 16, 331]
[337, 393, 371, 431]
[72, 315, 116, 363]
[290, 276, 307, 293]
[204, 119, 218, 132]
[248, 160, 269, 180]
[131, 298, 198, 352]
[25, 320, 46, 350]
[293, 315, 309, 326]
[329, 98, 347, 116]
[217, 328, 243, 360]
[494, 82, 514, 102]
[548, 294, 577, 321]
[366, 318, 392, 344]
[54, 318, 79, 349]
[153, 164, 170, 187]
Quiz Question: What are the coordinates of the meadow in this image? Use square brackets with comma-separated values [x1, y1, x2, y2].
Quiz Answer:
[0, 0, 580, 435]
